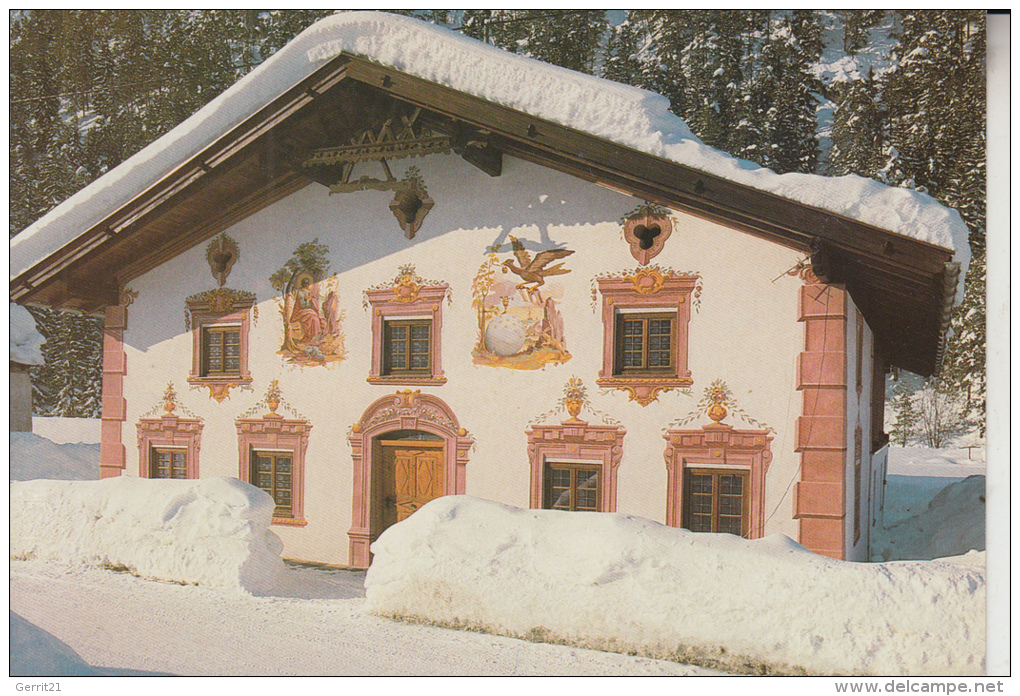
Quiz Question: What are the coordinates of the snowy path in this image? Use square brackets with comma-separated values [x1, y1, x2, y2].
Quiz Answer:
[10, 560, 712, 676]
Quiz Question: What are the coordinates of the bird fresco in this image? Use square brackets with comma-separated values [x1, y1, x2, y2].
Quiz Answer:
[471, 237, 573, 370]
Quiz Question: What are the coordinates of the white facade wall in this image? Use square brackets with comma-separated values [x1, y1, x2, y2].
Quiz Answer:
[121, 153, 807, 565]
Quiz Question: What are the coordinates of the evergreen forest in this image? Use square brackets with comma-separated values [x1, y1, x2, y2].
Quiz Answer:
[9, 10, 986, 441]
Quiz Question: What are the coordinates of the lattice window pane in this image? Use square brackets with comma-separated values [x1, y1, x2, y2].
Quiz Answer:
[545, 464, 601, 512]
[684, 469, 748, 537]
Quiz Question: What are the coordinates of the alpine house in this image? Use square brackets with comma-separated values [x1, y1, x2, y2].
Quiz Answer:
[9, 12, 970, 567]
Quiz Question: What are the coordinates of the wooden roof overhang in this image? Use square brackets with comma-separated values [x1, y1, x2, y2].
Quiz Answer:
[9, 54, 958, 376]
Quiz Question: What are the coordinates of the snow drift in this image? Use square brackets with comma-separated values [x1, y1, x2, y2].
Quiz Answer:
[9, 303, 45, 365]
[10, 611, 98, 677]
[365, 496, 985, 676]
[9, 431, 100, 481]
[9, 477, 285, 594]
[874, 475, 985, 562]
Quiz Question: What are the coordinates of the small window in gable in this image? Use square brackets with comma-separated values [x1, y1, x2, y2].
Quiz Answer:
[186, 288, 256, 402]
[596, 268, 698, 406]
[365, 266, 449, 386]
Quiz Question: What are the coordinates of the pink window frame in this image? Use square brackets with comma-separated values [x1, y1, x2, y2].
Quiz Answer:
[526, 421, 625, 512]
[136, 414, 203, 479]
[663, 423, 772, 538]
[236, 414, 312, 526]
[186, 295, 254, 401]
[365, 285, 448, 386]
[596, 272, 697, 405]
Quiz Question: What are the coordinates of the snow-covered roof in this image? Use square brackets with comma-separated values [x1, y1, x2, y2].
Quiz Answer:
[10, 11, 970, 290]
[10, 303, 45, 366]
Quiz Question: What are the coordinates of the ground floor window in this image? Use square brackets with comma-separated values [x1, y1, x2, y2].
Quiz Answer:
[543, 462, 600, 512]
[251, 450, 294, 518]
[150, 447, 188, 479]
[682, 468, 749, 536]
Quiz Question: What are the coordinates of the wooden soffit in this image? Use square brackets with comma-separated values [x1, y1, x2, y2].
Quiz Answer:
[9, 52, 956, 374]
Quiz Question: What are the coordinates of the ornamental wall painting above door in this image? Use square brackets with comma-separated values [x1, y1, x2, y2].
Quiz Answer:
[471, 236, 573, 370]
[270, 238, 347, 367]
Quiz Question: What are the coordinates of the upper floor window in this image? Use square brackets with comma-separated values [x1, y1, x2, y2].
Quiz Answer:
[595, 268, 698, 406]
[383, 319, 433, 377]
[365, 266, 449, 386]
[615, 312, 676, 375]
[186, 288, 255, 402]
[202, 324, 242, 377]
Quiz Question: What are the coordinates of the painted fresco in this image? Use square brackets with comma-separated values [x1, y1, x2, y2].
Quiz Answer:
[471, 236, 573, 369]
[668, 379, 775, 432]
[270, 239, 346, 367]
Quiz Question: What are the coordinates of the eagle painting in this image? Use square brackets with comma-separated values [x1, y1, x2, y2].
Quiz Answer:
[501, 235, 574, 302]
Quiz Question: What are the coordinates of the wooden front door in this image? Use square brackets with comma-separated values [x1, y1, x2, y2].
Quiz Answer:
[379, 440, 445, 532]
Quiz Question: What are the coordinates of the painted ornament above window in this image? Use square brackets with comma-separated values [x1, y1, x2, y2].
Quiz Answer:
[206, 233, 240, 287]
[270, 239, 346, 368]
[621, 203, 673, 266]
[471, 236, 573, 370]
[667, 379, 774, 433]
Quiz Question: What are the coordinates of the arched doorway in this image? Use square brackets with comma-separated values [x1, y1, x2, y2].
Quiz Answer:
[347, 390, 473, 568]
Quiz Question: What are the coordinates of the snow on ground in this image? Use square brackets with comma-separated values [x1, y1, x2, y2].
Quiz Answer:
[9, 431, 100, 481]
[9, 559, 712, 676]
[872, 446, 986, 562]
[9, 476, 285, 594]
[10, 611, 98, 677]
[31, 415, 102, 444]
[9, 302, 45, 365]
[7, 434, 988, 676]
[11, 12, 969, 295]
[366, 496, 985, 676]
[873, 476, 985, 562]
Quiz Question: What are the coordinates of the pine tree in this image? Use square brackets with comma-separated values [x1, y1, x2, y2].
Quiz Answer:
[829, 69, 883, 176]
[745, 14, 821, 173]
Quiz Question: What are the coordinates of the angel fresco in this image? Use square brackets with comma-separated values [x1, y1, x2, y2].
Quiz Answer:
[471, 236, 573, 370]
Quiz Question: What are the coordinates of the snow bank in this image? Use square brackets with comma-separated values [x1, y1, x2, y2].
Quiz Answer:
[365, 496, 985, 676]
[10, 303, 45, 365]
[874, 475, 985, 562]
[32, 416, 102, 444]
[9, 477, 285, 594]
[11, 12, 969, 296]
[9, 431, 100, 481]
[10, 611, 97, 677]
